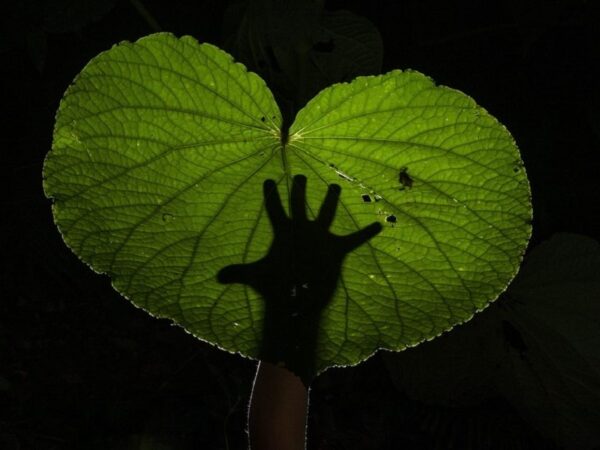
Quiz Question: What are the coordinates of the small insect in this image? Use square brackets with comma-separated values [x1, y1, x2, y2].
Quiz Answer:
[398, 167, 413, 190]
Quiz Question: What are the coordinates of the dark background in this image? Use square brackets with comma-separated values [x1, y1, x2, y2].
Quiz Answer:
[2, 0, 599, 448]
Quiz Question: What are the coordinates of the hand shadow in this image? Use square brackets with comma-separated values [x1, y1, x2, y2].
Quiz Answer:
[217, 175, 382, 386]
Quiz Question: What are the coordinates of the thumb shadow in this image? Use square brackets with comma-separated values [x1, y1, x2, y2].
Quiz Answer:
[217, 175, 381, 385]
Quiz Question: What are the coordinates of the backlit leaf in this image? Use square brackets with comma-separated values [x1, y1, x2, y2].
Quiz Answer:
[44, 33, 531, 379]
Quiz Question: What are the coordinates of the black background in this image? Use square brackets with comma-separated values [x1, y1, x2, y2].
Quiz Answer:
[2, 0, 599, 448]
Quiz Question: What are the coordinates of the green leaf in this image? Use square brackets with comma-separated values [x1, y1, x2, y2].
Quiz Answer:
[287, 70, 531, 371]
[44, 33, 531, 379]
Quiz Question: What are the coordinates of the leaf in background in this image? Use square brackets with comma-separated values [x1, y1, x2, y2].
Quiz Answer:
[42, 0, 118, 33]
[381, 308, 501, 408]
[497, 233, 600, 449]
[383, 233, 600, 449]
[311, 10, 383, 85]
[1, 0, 118, 72]
[223, 0, 382, 111]
[44, 33, 531, 379]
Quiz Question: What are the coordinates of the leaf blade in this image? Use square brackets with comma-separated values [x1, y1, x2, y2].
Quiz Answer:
[44, 33, 283, 357]
[44, 36, 532, 378]
[288, 70, 532, 372]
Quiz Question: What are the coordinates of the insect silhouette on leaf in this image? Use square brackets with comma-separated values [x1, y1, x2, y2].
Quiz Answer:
[398, 167, 413, 190]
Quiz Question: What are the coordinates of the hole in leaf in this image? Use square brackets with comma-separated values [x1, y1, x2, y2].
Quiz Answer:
[260, 116, 266, 122]
[361, 194, 372, 203]
[385, 214, 397, 224]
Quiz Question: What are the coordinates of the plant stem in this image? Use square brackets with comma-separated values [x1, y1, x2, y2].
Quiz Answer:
[248, 361, 309, 450]
[129, 0, 162, 32]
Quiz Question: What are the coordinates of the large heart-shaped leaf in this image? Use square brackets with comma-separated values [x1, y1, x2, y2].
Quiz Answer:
[43, 33, 531, 379]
